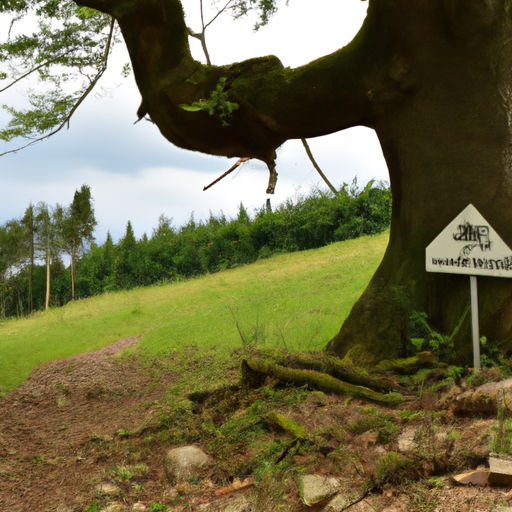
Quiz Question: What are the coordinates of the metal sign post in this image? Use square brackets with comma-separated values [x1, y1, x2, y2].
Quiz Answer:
[426, 204, 512, 368]
[469, 275, 480, 370]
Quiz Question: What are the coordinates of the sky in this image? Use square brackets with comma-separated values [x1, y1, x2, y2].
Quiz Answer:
[0, 0, 388, 244]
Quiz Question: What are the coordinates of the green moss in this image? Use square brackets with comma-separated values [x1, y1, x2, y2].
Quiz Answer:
[265, 412, 306, 439]
[374, 352, 439, 375]
[243, 358, 403, 407]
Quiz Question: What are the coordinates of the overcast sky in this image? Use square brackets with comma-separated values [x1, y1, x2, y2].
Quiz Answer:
[0, 0, 388, 244]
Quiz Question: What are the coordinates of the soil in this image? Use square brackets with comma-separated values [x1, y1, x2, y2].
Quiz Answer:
[0, 338, 511, 512]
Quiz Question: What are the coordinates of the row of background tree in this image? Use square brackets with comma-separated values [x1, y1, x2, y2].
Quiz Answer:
[0, 179, 391, 319]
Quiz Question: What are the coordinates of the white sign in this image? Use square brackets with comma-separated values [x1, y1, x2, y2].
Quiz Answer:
[426, 204, 512, 277]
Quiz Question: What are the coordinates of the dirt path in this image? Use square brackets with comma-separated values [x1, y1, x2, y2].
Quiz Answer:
[0, 336, 176, 512]
[1, 338, 512, 512]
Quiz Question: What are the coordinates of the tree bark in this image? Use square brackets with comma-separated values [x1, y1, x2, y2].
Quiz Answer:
[328, 0, 512, 364]
[75, 0, 512, 365]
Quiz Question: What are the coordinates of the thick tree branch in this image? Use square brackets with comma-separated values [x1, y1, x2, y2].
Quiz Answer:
[72, 0, 374, 174]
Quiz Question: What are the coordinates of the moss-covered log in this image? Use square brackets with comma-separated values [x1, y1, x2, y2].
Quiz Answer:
[287, 352, 398, 392]
[242, 359, 403, 407]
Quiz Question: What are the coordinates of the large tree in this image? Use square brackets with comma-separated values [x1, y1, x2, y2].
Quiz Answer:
[3, 0, 512, 365]
[62, 184, 97, 301]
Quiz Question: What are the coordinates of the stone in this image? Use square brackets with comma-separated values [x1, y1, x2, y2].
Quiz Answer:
[164, 445, 210, 484]
[489, 456, 512, 475]
[397, 426, 416, 453]
[452, 470, 489, 485]
[132, 503, 147, 512]
[322, 493, 350, 511]
[299, 474, 341, 507]
[453, 378, 512, 415]
[96, 482, 121, 496]
[100, 504, 125, 512]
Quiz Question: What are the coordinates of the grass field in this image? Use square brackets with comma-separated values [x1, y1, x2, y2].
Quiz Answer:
[0, 232, 388, 394]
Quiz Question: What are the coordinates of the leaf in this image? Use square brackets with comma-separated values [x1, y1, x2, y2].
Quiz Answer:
[179, 103, 205, 112]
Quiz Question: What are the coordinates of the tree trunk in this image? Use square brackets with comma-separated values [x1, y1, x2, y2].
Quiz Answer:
[71, 249, 76, 302]
[328, 0, 512, 365]
[76, 0, 512, 365]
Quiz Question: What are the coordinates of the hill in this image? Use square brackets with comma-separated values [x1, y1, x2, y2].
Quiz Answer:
[0, 232, 510, 512]
[0, 232, 388, 395]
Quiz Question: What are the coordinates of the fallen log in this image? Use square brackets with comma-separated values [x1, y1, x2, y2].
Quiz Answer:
[242, 359, 403, 407]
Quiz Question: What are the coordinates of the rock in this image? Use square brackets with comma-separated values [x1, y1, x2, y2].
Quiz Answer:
[164, 445, 210, 484]
[489, 456, 512, 475]
[132, 503, 147, 512]
[322, 493, 350, 511]
[488, 456, 512, 486]
[452, 470, 490, 485]
[100, 504, 125, 512]
[299, 474, 341, 507]
[96, 482, 121, 496]
[453, 378, 512, 415]
[397, 426, 416, 453]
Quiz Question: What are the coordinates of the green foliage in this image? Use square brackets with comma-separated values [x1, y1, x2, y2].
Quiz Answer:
[84, 501, 100, 512]
[346, 406, 400, 444]
[408, 305, 470, 361]
[147, 504, 169, 512]
[180, 77, 239, 126]
[0, 178, 390, 318]
[0, 0, 114, 145]
[230, 0, 283, 30]
[375, 451, 417, 485]
[491, 405, 512, 454]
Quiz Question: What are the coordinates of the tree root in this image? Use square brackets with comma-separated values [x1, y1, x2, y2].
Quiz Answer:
[286, 352, 399, 393]
[242, 358, 403, 407]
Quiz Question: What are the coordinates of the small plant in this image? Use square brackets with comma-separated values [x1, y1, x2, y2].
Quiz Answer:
[148, 503, 169, 512]
[115, 429, 131, 438]
[180, 77, 239, 126]
[408, 305, 470, 360]
[346, 406, 400, 444]
[230, 307, 266, 347]
[84, 501, 100, 512]
[445, 365, 464, 383]
[112, 463, 133, 481]
[375, 451, 417, 485]
[491, 402, 512, 454]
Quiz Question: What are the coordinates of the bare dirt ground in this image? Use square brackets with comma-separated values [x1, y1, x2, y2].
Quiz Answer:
[0, 338, 511, 512]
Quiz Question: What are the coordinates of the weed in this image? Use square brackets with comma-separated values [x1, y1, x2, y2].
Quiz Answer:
[408, 306, 470, 360]
[230, 307, 266, 347]
[84, 501, 100, 512]
[112, 463, 133, 481]
[32, 455, 45, 465]
[115, 429, 131, 438]
[55, 382, 69, 394]
[147, 503, 169, 512]
[375, 451, 417, 485]
[128, 463, 149, 478]
[490, 404, 512, 454]
[397, 409, 426, 422]
[346, 406, 400, 444]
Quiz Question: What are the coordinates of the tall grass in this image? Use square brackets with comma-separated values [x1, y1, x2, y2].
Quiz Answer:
[0, 232, 388, 394]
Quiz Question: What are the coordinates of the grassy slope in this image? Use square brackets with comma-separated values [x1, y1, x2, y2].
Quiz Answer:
[0, 232, 388, 394]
